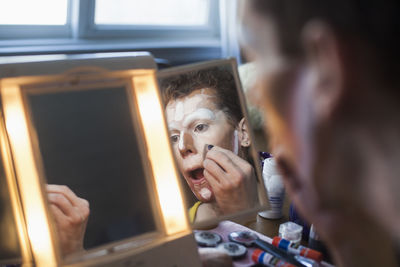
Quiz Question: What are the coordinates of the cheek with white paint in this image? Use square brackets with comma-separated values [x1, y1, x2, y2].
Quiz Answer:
[178, 131, 185, 150]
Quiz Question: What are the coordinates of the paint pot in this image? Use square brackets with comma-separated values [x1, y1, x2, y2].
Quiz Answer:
[194, 231, 222, 247]
[216, 242, 247, 259]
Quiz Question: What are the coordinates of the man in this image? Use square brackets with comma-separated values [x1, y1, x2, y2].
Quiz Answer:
[161, 67, 257, 223]
[238, 0, 400, 266]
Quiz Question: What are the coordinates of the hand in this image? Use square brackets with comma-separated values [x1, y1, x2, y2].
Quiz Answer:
[46, 184, 90, 256]
[198, 247, 233, 267]
[203, 146, 257, 214]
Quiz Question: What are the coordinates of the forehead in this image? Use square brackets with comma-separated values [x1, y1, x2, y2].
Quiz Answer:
[166, 88, 219, 115]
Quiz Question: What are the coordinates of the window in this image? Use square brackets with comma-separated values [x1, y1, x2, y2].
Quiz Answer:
[0, 0, 68, 25]
[95, 0, 209, 26]
[0, 0, 70, 38]
[0, 0, 219, 41]
[0, 0, 222, 65]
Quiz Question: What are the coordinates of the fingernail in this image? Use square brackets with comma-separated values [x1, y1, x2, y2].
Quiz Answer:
[207, 144, 214, 150]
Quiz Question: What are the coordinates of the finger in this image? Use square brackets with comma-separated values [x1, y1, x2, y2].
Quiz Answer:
[205, 150, 244, 185]
[203, 162, 221, 187]
[203, 158, 233, 188]
[205, 147, 242, 174]
[207, 146, 252, 171]
[46, 184, 85, 207]
[48, 192, 76, 217]
[49, 203, 68, 224]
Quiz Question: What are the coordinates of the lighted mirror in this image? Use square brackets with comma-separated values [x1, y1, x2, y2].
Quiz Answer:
[0, 58, 197, 267]
[158, 59, 268, 227]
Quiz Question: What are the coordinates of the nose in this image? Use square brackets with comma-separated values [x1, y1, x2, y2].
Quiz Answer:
[178, 132, 196, 157]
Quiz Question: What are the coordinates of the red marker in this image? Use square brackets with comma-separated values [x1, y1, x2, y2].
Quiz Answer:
[272, 236, 323, 262]
[252, 248, 296, 267]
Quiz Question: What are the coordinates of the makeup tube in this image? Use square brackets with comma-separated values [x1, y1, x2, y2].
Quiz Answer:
[252, 248, 296, 267]
[272, 237, 323, 262]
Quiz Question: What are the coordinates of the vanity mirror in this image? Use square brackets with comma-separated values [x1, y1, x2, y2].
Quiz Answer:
[157, 58, 269, 228]
[0, 53, 200, 267]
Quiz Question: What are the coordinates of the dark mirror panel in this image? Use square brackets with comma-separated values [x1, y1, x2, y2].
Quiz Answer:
[0, 154, 22, 265]
[27, 87, 156, 250]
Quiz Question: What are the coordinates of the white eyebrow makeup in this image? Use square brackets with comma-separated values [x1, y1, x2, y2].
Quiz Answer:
[182, 108, 216, 128]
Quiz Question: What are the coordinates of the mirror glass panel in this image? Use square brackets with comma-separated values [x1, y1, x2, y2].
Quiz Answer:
[0, 157, 23, 265]
[158, 59, 268, 226]
[21, 76, 161, 260]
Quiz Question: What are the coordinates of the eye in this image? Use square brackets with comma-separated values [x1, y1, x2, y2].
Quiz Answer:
[170, 134, 179, 143]
[194, 123, 208, 133]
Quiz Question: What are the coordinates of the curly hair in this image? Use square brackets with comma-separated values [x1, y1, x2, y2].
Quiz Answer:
[160, 67, 243, 126]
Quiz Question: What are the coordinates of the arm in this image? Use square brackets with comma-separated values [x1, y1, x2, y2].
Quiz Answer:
[46, 184, 90, 256]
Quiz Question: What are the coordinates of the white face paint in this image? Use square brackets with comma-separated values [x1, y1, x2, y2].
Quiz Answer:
[200, 188, 212, 201]
[177, 108, 217, 150]
[165, 88, 239, 203]
[182, 108, 216, 128]
[174, 101, 184, 121]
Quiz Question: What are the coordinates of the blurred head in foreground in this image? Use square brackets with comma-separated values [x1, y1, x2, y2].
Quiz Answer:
[238, 0, 400, 265]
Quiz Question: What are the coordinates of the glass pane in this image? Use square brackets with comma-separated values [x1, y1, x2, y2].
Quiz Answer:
[95, 0, 210, 26]
[0, 0, 68, 25]
[27, 86, 157, 250]
[0, 155, 22, 265]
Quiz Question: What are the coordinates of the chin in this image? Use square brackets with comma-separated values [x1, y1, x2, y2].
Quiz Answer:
[193, 189, 214, 203]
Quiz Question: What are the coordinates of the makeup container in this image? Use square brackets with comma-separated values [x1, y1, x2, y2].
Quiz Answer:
[279, 222, 303, 245]
[258, 157, 285, 219]
[252, 248, 296, 267]
[216, 242, 247, 259]
[194, 231, 222, 247]
[272, 236, 323, 262]
[308, 225, 332, 263]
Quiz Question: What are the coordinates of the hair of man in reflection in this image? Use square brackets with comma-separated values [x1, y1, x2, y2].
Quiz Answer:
[161, 67, 258, 223]
[238, 0, 400, 266]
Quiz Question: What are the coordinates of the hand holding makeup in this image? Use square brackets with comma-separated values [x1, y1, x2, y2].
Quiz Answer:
[46, 184, 90, 256]
[203, 145, 257, 214]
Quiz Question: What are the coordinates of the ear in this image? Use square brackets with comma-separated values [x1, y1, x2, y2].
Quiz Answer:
[301, 20, 345, 121]
[237, 117, 251, 147]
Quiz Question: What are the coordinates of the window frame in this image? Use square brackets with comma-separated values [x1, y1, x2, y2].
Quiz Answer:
[78, 0, 220, 40]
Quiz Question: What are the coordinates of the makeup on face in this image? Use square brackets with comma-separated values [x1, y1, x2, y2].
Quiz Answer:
[166, 89, 238, 202]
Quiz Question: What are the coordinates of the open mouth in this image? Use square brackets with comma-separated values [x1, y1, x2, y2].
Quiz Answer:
[189, 168, 205, 181]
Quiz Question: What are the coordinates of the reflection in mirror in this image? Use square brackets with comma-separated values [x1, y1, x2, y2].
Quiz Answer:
[237, 62, 270, 154]
[158, 59, 268, 226]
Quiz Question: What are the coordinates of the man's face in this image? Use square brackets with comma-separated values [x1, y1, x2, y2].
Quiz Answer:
[238, 1, 320, 219]
[166, 88, 237, 202]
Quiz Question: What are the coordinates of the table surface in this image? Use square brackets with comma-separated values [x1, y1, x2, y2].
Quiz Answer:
[239, 194, 291, 239]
